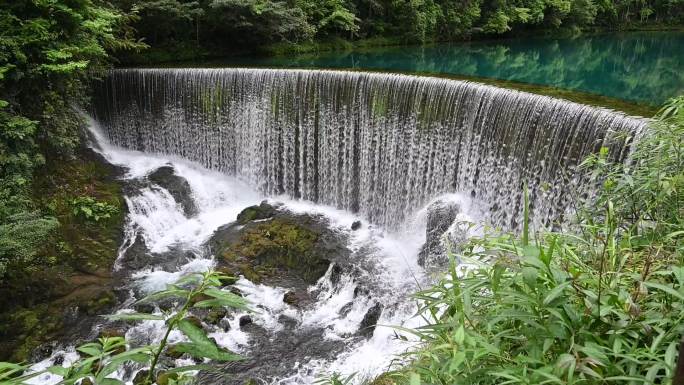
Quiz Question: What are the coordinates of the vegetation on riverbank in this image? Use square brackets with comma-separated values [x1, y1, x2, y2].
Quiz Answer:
[378, 96, 684, 384]
[113, 0, 684, 64]
[0, 0, 140, 360]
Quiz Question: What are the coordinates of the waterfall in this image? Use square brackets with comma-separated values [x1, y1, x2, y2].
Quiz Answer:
[92, 68, 647, 229]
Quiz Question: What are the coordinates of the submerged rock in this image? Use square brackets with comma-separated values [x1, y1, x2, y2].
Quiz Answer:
[351, 220, 362, 230]
[417, 199, 461, 268]
[148, 165, 198, 217]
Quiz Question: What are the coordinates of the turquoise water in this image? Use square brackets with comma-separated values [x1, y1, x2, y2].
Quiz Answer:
[236, 32, 684, 105]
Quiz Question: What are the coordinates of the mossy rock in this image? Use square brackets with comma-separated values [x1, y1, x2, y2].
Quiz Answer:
[236, 201, 277, 224]
[220, 218, 330, 283]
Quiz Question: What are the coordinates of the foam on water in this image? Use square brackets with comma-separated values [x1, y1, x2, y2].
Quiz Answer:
[27, 118, 484, 384]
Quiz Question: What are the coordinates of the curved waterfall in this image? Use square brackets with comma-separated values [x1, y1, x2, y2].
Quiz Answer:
[92, 68, 647, 229]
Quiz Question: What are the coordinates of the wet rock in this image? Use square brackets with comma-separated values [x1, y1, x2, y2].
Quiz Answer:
[148, 165, 198, 217]
[353, 286, 369, 298]
[359, 303, 382, 337]
[53, 354, 64, 366]
[351, 220, 362, 230]
[239, 315, 253, 328]
[206, 308, 228, 325]
[218, 318, 232, 332]
[282, 291, 298, 306]
[329, 264, 343, 285]
[209, 205, 349, 285]
[120, 234, 151, 271]
[132, 369, 149, 385]
[236, 201, 277, 224]
[133, 302, 155, 314]
[339, 302, 353, 317]
[417, 199, 462, 268]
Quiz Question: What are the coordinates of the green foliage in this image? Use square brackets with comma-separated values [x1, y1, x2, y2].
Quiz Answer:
[0, 270, 245, 385]
[0, 212, 58, 279]
[116, 0, 684, 60]
[314, 372, 356, 385]
[71, 196, 119, 222]
[403, 96, 684, 384]
[0, 0, 141, 261]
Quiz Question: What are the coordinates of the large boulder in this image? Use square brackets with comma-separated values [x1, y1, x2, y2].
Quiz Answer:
[417, 199, 461, 268]
[148, 165, 197, 217]
[209, 202, 349, 285]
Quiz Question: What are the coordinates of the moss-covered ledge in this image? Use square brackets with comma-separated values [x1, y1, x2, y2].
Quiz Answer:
[0, 142, 126, 361]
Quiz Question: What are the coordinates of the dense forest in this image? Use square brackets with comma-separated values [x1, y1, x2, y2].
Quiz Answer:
[117, 0, 684, 59]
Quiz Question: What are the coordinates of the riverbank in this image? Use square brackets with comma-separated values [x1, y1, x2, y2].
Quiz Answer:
[0, 135, 127, 362]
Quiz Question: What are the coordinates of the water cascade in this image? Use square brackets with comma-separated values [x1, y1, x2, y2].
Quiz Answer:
[92, 68, 647, 229]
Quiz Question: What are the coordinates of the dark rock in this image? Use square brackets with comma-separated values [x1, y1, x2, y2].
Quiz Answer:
[282, 291, 298, 306]
[206, 308, 228, 325]
[34, 344, 52, 361]
[148, 165, 198, 217]
[359, 303, 382, 337]
[211, 214, 344, 284]
[329, 264, 343, 285]
[236, 201, 277, 224]
[353, 286, 369, 298]
[80, 378, 94, 385]
[351, 221, 362, 230]
[339, 302, 353, 317]
[133, 302, 155, 314]
[132, 369, 149, 385]
[239, 315, 252, 328]
[417, 199, 462, 268]
[120, 233, 151, 271]
[219, 318, 232, 332]
[53, 354, 64, 366]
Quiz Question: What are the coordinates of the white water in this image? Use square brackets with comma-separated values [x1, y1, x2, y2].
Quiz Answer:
[27, 119, 483, 384]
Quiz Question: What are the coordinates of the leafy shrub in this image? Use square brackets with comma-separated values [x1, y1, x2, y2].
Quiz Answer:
[71, 196, 119, 222]
[404, 97, 684, 384]
[0, 270, 246, 385]
[0, 212, 59, 278]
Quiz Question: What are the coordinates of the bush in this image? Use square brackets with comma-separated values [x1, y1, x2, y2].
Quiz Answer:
[404, 97, 684, 384]
[71, 196, 119, 222]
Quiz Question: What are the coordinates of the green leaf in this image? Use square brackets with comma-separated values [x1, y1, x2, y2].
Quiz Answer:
[177, 318, 215, 350]
[643, 282, 684, 301]
[136, 288, 189, 304]
[104, 313, 165, 321]
[542, 281, 571, 306]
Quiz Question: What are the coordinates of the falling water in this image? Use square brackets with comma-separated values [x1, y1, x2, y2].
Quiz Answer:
[92, 68, 647, 229]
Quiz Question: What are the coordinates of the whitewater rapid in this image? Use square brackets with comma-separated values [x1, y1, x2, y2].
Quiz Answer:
[27, 119, 482, 385]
